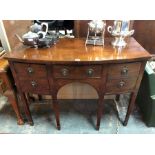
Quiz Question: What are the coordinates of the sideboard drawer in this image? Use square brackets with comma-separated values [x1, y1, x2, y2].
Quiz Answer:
[106, 78, 138, 93]
[14, 63, 47, 78]
[107, 62, 141, 79]
[53, 65, 102, 79]
[19, 78, 50, 94]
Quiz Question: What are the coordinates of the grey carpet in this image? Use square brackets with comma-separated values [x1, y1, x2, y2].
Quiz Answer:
[0, 94, 155, 134]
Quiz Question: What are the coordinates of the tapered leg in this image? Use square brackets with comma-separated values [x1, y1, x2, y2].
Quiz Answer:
[38, 95, 43, 101]
[52, 93, 60, 130]
[27, 93, 35, 102]
[53, 101, 60, 130]
[4, 90, 24, 125]
[96, 95, 104, 130]
[20, 92, 34, 125]
[123, 92, 137, 126]
[116, 94, 120, 102]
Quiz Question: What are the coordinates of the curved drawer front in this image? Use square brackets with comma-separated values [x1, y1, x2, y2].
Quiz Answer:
[53, 65, 102, 79]
[14, 63, 47, 78]
[19, 78, 50, 94]
[107, 62, 141, 80]
[106, 78, 138, 93]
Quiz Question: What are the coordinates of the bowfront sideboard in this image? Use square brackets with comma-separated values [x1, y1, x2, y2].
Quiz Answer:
[4, 37, 151, 130]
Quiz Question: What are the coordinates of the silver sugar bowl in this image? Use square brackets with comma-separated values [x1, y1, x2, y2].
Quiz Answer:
[107, 20, 134, 47]
[85, 20, 106, 46]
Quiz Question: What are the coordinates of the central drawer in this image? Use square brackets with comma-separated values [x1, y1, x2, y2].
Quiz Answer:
[53, 65, 102, 79]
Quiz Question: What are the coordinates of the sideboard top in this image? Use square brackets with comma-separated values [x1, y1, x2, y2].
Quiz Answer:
[4, 37, 151, 64]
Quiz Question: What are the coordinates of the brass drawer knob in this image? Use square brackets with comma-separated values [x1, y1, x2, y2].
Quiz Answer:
[31, 81, 37, 88]
[27, 67, 34, 74]
[118, 81, 125, 88]
[121, 67, 128, 76]
[86, 68, 94, 77]
[61, 68, 69, 76]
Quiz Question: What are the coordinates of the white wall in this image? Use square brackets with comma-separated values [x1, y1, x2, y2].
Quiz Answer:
[0, 20, 11, 52]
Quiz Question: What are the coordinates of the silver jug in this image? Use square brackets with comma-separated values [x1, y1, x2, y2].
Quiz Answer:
[107, 20, 134, 47]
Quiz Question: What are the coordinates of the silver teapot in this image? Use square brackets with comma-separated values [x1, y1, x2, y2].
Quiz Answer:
[15, 32, 39, 47]
[107, 20, 134, 47]
[30, 22, 48, 38]
[15, 22, 51, 48]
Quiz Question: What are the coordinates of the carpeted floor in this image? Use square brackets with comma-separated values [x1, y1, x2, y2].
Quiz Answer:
[0, 94, 155, 134]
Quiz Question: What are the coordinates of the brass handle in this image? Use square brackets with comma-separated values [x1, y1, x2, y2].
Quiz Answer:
[86, 68, 94, 77]
[61, 68, 69, 77]
[118, 81, 125, 88]
[27, 67, 34, 74]
[31, 81, 37, 88]
[121, 67, 128, 76]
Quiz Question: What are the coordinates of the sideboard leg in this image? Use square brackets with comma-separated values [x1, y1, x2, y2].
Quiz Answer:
[116, 94, 120, 102]
[38, 95, 43, 101]
[5, 90, 24, 125]
[52, 94, 61, 130]
[20, 92, 34, 126]
[96, 95, 104, 130]
[53, 101, 61, 130]
[123, 92, 137, 126]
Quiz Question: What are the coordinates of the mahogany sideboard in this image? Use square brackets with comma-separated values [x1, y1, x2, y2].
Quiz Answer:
[4, 37, 151, 130]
